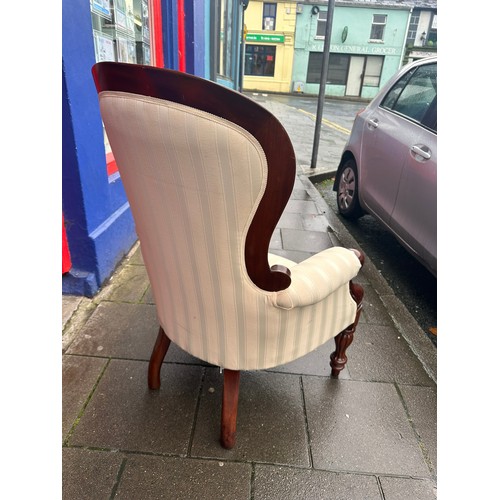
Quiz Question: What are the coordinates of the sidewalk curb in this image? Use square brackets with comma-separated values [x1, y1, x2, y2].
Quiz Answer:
[301, 173, 437, 384]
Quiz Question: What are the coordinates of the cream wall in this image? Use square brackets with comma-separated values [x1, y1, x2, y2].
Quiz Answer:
[243, 1, 297, 93]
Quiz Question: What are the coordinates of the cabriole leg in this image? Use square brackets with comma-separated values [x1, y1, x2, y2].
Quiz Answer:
[220, 369, 240, 449]
[148, 327, 171, 390]
[330, 281, 364, 378]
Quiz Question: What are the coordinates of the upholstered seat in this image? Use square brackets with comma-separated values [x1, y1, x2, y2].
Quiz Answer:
[92, 62, 364, 449]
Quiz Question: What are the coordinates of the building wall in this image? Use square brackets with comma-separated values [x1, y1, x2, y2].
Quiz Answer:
[292, 3, 411, 99]
[63, 0, 244, 297]
[62, 0, 139, 296]
[413, 10, 432, 47]
[242, 1, 297, 93]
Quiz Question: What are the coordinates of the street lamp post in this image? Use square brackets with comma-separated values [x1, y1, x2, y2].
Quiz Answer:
[311, 0, 335, 169]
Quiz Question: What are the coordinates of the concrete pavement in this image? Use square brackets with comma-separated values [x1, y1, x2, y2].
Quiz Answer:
[62, 94, 437, 499]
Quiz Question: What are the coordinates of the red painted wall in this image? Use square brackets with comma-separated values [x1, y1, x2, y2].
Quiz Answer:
[62, 214, 72, 274]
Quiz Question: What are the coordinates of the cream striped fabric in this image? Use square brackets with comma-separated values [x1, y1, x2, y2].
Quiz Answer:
[269, 247, 361, 309]
[99, 91, 361, 370]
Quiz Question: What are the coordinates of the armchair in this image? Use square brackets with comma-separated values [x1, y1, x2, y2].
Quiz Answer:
[92, 62, 364, 449]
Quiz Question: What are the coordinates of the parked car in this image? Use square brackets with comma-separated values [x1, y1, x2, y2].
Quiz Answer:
[333, 56, 437, 276]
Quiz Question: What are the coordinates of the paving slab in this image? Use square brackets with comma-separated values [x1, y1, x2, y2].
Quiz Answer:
[66, 302, 159, 360]
[115, 455, 252, 499]
[141, 284, 156, 304]
[62, 93, 438, 498]
[127, 243, 144, 265]
[62, 354, 108, 439]
[270, 227, 283, 249]
[62, 295, 83, 329]
[69, 359, 203, 455]
[191, 368, 310, 466]
[398, 384, 437, 473]
[253, 464, 381, 500]
[62, 448, 124, 500]
[269, 248, 314, 263]
[347, 323, 434, 385]
[277, 211, 304, 230]
[358, 283, 394, 326]
[266, 337, 351, 379]
[289, 186, 311, 200]
[98, 262, 150, 303]
[303, 377, 431, 477]
[301, 213, 333, 233]
[284, 198, 321, 215]
[379, 476, 437, 500]
[281, 228, 334, 253]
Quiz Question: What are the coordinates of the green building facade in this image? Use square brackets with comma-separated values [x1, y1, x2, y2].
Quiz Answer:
[292, 1, 412, 99]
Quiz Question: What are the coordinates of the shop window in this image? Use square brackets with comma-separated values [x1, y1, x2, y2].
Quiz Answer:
[244, 45, 276, 77]
[306, 53, 349, 85]
[90, 0, 153, 176]
[370, 14, 387, 41]
[91, 0, 152, 65]
[316, 10, 327, 38]
[363, 56, 384, 87]
[262, 3, 276, 30]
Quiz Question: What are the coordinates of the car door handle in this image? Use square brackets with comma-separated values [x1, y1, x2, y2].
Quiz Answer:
[411, 144, 432, 161]
[367, 118, 379, 129]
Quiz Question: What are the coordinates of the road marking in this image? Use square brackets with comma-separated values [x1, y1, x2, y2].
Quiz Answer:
[297, 108, 351, 135]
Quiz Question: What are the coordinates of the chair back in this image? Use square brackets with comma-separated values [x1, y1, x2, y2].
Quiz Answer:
[92, 63, 300, 367]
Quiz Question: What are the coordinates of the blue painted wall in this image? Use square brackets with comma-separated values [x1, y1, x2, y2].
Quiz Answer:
[184, 0, 206, 77]
[62, 0, 243, 296]
[62, 0, 137, 296]
[162, 0, 179, 70]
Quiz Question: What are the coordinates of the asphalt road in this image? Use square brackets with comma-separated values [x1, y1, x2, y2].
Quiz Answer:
[248, 92, 437, 346]
[249, 93, 437, 345]
[315, 177, 437, 346]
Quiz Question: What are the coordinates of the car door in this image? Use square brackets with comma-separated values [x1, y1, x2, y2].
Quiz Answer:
[390, 108, 437, 275]
[358, 104, 419, 226]
[388, 64, 437, 275]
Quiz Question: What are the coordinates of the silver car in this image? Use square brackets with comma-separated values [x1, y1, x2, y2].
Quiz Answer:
[333, 56, 437, 276]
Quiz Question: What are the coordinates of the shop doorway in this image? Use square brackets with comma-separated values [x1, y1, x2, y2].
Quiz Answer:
[345, 56, 364, 97]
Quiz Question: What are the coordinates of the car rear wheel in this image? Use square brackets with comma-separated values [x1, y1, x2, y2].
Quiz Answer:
[336, 159, 364, 219]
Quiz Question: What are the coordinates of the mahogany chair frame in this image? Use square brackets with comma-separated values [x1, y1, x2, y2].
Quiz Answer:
[92, 62, 364, 449]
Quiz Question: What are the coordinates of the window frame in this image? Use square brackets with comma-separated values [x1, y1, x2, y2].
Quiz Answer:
[244, 44, 277, 77]
[262, 2, 277, 31]
[315, 10, 327, 38]
[370, 13, 387, 41]
[306, 53, 384, 89]
[306, 52, 349, 85]
[363, 56, 384, 87]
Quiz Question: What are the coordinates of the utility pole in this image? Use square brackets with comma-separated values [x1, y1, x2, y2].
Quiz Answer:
[311, 0, 335, 169]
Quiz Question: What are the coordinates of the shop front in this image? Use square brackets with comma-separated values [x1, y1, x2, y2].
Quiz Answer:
[292, 3, 411, 99]
[62, 0, 245, 296]
[241, 1, 296, 94]
[303, 43, 400, 100]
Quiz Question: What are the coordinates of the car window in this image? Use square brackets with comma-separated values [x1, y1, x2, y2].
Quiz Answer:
[381, 63, 437, 127]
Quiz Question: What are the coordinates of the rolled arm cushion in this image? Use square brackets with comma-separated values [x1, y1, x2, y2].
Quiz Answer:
[269, 247, 361, 310]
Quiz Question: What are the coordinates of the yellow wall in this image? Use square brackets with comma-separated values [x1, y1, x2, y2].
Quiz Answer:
[243, 1, 297, 93]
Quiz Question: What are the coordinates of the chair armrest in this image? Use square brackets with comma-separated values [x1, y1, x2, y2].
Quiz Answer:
[271, 247, 362, 310]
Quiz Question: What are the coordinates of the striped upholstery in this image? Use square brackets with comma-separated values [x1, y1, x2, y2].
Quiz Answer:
[99, 91, 361, 371]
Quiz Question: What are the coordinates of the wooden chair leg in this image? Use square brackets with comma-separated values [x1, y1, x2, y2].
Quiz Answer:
[220, 369, 240, 449]
[330, 280, 364, 378]
[148, 327, 171, 390]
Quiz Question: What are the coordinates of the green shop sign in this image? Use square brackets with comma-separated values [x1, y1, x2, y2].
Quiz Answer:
[246, 33, 285, 43]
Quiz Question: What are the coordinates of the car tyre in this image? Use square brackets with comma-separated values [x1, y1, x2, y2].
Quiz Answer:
[336, 158, 364, 219]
